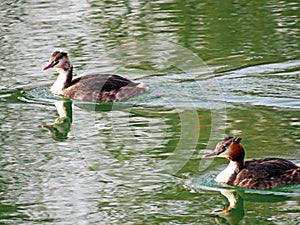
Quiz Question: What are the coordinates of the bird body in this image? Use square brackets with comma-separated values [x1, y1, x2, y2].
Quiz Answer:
[205, 137, 300, 189]
[43, 51, 149, 102]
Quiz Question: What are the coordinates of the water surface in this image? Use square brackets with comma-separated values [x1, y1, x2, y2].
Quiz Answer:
[0, 0, 299, 224]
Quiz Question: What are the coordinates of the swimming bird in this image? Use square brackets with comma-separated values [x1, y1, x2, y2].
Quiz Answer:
[43, 51, 149, 102]
[205, 137, 300, 189]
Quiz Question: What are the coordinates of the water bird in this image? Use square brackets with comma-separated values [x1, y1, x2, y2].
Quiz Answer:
[43, 51, 149, 102]
[205, 137, 300, 189]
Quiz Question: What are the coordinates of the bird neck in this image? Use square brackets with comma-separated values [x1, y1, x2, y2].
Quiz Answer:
[51, 66, 73, 95]
[216, 160, 245, 184]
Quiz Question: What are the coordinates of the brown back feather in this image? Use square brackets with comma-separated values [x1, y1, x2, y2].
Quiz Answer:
[233, 158, 300, 189]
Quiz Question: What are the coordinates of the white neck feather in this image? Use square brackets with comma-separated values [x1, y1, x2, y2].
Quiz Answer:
[50, 69, 69, 95]
[216, 160, 239, 184]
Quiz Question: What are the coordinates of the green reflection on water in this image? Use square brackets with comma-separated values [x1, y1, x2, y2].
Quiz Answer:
[0, 0, 299, 224]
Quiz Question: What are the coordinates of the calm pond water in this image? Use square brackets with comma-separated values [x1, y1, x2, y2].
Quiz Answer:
[0, 0, 300, 224]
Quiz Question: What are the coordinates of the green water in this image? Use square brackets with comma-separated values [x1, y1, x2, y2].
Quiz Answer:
[0, 0, 299, 224]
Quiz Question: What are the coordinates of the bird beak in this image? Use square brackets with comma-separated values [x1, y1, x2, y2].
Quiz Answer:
[205, 150, 229, 158]
[204, 151, 219, 158]
[43, 61, 56, 70]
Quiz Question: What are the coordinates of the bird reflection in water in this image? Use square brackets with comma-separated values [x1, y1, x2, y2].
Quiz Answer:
[207, 189, 292, 225]
[42, 100, 72, 141]
[208, 190, 244, 225]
